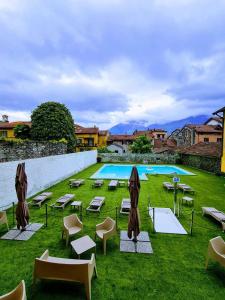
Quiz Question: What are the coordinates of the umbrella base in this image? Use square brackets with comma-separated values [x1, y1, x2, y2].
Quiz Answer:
[120, 231, 153, 254]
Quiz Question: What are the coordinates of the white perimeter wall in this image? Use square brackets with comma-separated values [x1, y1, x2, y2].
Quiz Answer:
[0, 150, 97, 208]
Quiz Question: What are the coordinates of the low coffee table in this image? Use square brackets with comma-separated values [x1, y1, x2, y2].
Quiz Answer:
[71, 235, 96, 258]
[71, 201, 82, 210]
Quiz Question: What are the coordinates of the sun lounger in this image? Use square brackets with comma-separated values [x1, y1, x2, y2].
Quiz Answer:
[86, 196, 105, 213]
[108, 180, 118, 190]
[163, 182, 174, 191]
[70, 179, 85, 188]
[33, 250, 97, 300]
[31, 192, 53, 208]
[92, 180, 104, 188]
[51, 194, 75, 209]
[202, 207, 225, 231]
[177, 183, 195, 194]
[120, 198, 131, 215]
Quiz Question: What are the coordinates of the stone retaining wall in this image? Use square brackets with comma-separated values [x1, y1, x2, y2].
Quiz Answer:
[0, 141, 67, 162]
[98, 153, 179, 164]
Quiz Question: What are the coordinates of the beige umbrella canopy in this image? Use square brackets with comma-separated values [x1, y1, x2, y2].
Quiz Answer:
[15, 163, 29, 231]
[128, 166, 140, 242]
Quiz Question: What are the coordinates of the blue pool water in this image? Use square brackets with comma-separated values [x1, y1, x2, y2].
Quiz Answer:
[91, 164, 194, 180]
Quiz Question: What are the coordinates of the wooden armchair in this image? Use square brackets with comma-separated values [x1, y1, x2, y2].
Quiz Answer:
[0, 280, 26, 300]
[62, 214, 83, 246]
[95, 217, 117, 255]
[206, 236, 225, 269]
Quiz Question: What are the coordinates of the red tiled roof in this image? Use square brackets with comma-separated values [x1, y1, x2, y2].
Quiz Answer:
[185, 124, 222, 133]
[75, 127, 99, 134]
[0, 121, 31, 129]
[154, 138, 177, 149]
[178, 142, 222, 158]
[109, 134, 136, 141]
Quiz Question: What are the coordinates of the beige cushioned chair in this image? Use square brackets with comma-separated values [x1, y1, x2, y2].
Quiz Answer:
[0, 211, 9, 231]
[33, 250, 97, 300]
[95, 217, 117, 255]
[205, 236, 225, 269]
[0, 280, 26, 300]
[62, 214, 83, 246]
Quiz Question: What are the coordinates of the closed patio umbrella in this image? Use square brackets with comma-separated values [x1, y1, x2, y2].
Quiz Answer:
[15, 163, 29, 231]
[128, 166, 140, 242]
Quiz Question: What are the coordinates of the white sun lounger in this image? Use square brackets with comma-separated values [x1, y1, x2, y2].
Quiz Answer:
[31, 192, 53, 208]
[163, 182, 174, 191]
[120, 198, 131, 215]
[178, 183, 195, 194]
[70, 179, 85, 188]
[51, 194, 75, 209]
[108, 180, 118, 190]
[86, 197, 105, 213]
[202, 207, 225, 231]
[92, 180, 104, 188]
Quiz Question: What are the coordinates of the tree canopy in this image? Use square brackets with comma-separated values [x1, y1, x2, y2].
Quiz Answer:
[31, 101, 75, 152]
[130, 135, 153, 153]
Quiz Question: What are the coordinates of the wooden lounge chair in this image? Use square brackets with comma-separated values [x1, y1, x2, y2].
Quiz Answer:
[31, 192, 53, 208]
[0, 211, 9, 231]
[202, 207, 225, 231]
[86, 197, 105, 213]
[62, 214, 83, 246]
[163, 182, 174, 191]
[51, 194, 75, 209]
[0, 280, 26, 300]
[108, 180, 118, 190]
[177, 183, 195, 194]
[95, 217, 117, 255]
[206, 236, 225, 269]
[70, 179, 85, 188]
[92, 180, 104, 188]
[33, 250, 97, 300]
[120, 198, 131, 215]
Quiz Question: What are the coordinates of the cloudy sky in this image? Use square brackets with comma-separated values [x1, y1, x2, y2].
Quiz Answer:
[0, 0, 225, 129]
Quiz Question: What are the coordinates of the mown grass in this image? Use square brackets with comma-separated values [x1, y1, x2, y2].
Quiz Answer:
[0, 163, 225, 300]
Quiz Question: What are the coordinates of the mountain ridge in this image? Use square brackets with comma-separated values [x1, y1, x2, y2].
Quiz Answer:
[109, 115, 210, 134]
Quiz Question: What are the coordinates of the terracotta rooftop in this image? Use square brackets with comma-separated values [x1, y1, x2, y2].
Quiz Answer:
[0, 121, 31, 129]
[185, 124, 222, 133]
[178, 142, 222, 158]
[109, 134, 136, 141]
[75, 126, 99, 134]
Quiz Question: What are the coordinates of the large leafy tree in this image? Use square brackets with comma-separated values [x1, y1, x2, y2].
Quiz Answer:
[130, 135, 153, 153]
[31, 102, 75, 152]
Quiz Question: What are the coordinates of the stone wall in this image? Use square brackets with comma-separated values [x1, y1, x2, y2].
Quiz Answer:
[180, 154, 221, 174]
[98, 153, 179, 164]
[0, 141, 67, 162]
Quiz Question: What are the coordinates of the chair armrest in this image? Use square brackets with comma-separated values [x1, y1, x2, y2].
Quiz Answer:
[96, 221, 105, 231]
[39, 249, 49, 260]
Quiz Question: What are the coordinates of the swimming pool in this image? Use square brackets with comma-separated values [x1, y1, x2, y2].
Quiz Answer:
[91, 164, 194, 180]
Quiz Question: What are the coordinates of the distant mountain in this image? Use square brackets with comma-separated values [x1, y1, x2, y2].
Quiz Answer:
[109, 115, 210, 134]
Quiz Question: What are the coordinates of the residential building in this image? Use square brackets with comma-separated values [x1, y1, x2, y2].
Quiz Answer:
[204, 116, 223, 126]
[133, 129, 167, 140]
[0, 120, 31, 139]
[75, 124, 109, 151]
[171, 124, 222, 147]
[107, 135, 136, 153]
[213, 107, 225, 173]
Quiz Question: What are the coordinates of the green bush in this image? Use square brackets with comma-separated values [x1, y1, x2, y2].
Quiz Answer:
[14, 124, 31, 139]
[130, 135, 153, 153]
[31, 102, 75, 152]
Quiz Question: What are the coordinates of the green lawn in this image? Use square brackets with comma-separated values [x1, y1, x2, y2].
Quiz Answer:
[1, 163, 225, 300]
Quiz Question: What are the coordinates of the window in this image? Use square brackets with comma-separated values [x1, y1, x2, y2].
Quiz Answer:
[0, 130, 7, 138]
[204, 138, 209, 142]
[157, 134, 160, 138]
[87, 138, 94, 146]
[217, 138, 222, 143]
[76, 138, 82, 145]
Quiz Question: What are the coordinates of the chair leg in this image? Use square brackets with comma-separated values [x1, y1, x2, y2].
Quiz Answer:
[66, 234, 69, 247]
[103, 239, 106, 255]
